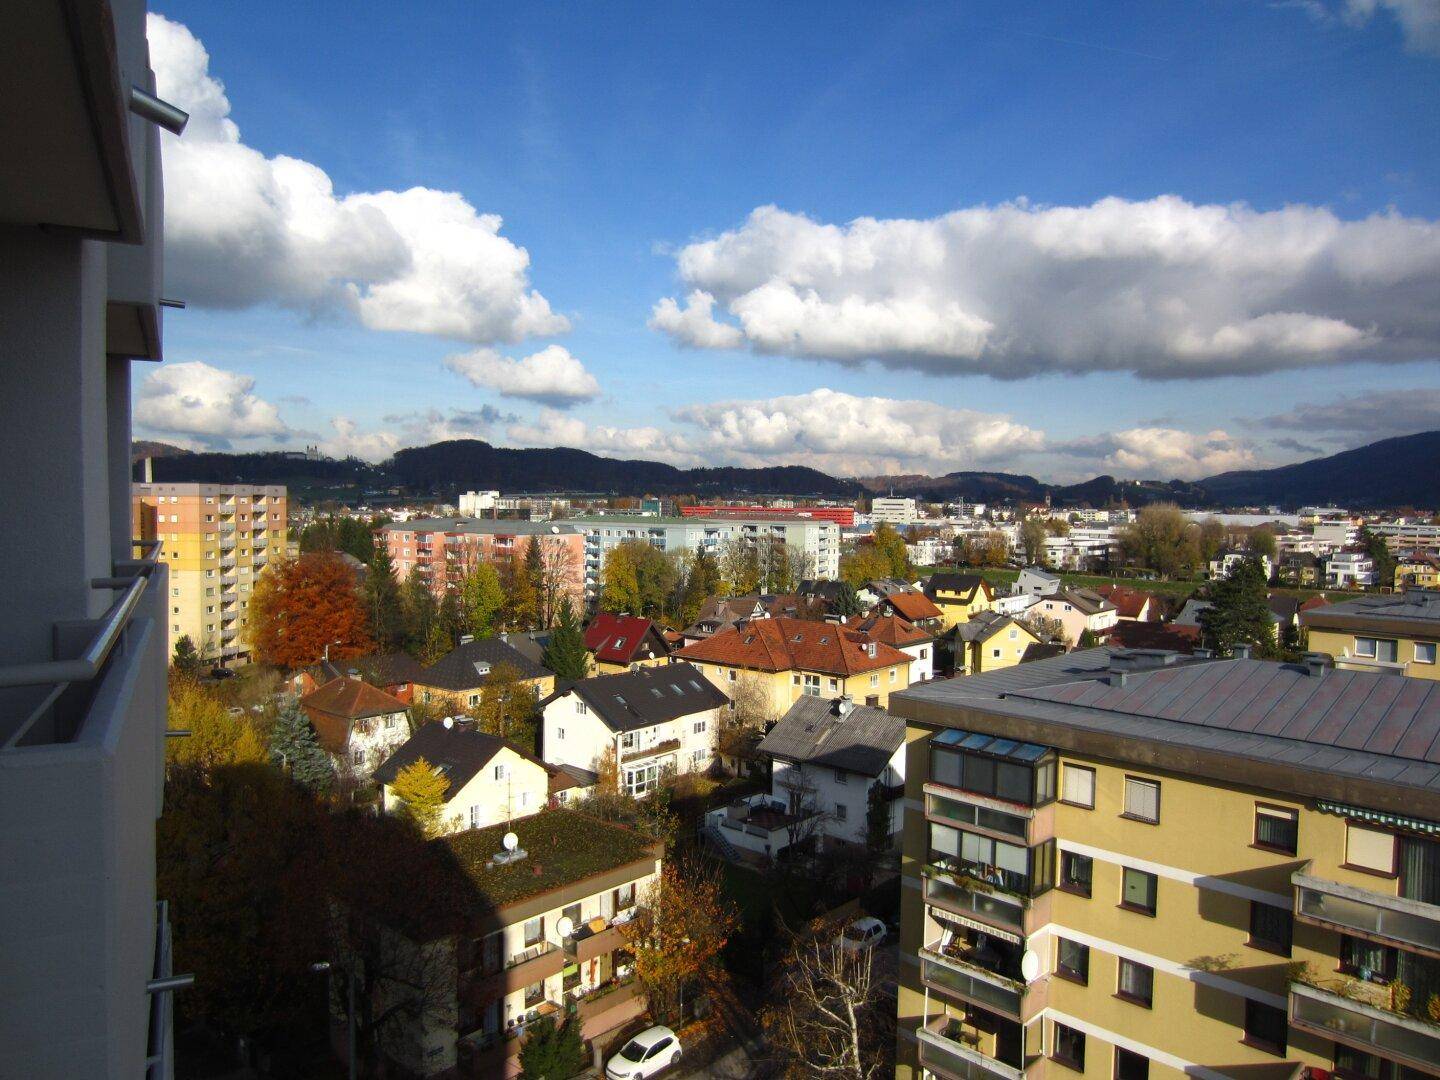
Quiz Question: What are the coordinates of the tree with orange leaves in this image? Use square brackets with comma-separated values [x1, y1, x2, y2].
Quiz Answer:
[249, 552, 373, 670]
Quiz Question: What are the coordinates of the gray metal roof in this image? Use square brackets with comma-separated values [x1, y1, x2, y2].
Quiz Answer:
[1306, 590, 1440, 627]
[382, 517, 581, 536]
[757, 696, 904, 777]
[892, 648, 1440, 799]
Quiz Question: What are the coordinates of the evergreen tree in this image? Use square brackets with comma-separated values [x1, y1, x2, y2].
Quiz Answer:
[518, 1016, 587, 1080]
[524, 538, 547, 625]
[1199, 558, 1275, 657]
[362, 542, 404, 651]
[1360, 526, 1396, 591]
[438, 590, 464, 645]
[268, 699, 334, 794]
[390, 757, 449, 838]
[171, 634, 203, 676]
[400, 574, 439, 657]
[833, 581, 864, 618]
[461, 562, 504, 638]
[542, 598, 590, 680]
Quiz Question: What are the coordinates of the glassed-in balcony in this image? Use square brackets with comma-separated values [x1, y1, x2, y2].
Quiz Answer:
[1290, 980, 1440, 1075]
[920, 924, 1027, 1019]
[922, 865, 1028, 935]
[1293, 871, 1440, 958]
[916, 1015, 1024, 1080]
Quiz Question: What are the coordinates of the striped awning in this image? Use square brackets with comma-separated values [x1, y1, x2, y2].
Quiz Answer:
[1315, 800, 1440, 837]
[930, 907, 1023, 945]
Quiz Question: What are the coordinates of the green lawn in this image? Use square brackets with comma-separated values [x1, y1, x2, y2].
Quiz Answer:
[916, 564, 1359, 605]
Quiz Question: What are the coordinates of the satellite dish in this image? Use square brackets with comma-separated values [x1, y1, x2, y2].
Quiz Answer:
[442, 717, 453, 729]
[557, 916, 574, 938]
[503, 831, 519, 852]
[550, 525, 560, 534]
[1020, 950, 1042, 983]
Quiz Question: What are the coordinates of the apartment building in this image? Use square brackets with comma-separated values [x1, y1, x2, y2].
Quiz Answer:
[873, 497, 923, 525]
[1369, 521, 1440, 559]
[134, 483, 288, 665]
[680, 503, 858, 527]
[1, 1, 180, 1075]
[370, 810, 661, 1077]
[890, 647, 1440, 1080]
[381, 518, 586, 609]
[1302, 591, 1440, 680]
[569, 515, 841, 601]
[1326, 551, 1379, 590]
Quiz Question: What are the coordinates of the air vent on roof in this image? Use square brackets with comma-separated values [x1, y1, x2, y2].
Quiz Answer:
[1233, 643, 1253, 660]
[459, 634, 475, 646]
[473, 661, 491, 677]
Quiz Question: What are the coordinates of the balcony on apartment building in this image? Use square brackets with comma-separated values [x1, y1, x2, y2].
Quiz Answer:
[920, 920, 1028, 1020]
[464, 939, 564, 1003]
[218, 535, 235, 550]
[1289, 864, 1440, 1075]
[0, 542, 176, 1077]
[218, 520, 236, 533]
[915, 1011, 1025, 1080]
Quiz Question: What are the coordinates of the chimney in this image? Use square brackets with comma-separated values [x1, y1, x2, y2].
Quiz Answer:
[1108, 651, 1139, 687]
[1233, 643, 1253, 660]
[835, 695, 855, 719]
[1192, 647, 1213, 659]
[1303, 652, 1330, 677]
[459, 634, 475, 646]
[143, 456, 153, 483]
[347, 668, 360, 679]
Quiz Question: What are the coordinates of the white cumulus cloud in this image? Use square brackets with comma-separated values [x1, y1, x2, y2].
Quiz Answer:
[148, 14, 568, 343]
[1344, 0, 1440, 56]
[444, 345, 601, 407]
[135, 361, 290, 448]
[651, 199, 1440, 378]
[506, 410, 693, 462]
[318, 417, 401, 462]
[1056, 428, 1259, 480]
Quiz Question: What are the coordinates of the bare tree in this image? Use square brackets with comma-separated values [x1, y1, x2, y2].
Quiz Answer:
[764, 919, 898, 1079]
[535, 535, 580, 628]
[774, 763, 829, 856]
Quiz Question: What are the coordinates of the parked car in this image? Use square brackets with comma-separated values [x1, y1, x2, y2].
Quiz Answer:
[605, 1025, 682, 1079]
[838, 916, 887, 953]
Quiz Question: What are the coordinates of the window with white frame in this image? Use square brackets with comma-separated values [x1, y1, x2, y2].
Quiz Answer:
[692, 719, 706, 734]
[1354, 636, 1398, 662]
[803, 674, 821, 696]
[575, 700, 588, 714]
[869, 673, 879, 687]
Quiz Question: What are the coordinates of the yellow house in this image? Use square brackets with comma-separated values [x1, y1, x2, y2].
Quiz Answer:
[1302, 591, 1440, 680]
[1396, 554, 1440, 591]
[922, 572, 997, 630]
[674, 616, 913, 717]
[952, 612, 1043, 676]
[888, 648, 1440, 1080]
[583, 612, 672, 675]
[411, 637, 556, 710]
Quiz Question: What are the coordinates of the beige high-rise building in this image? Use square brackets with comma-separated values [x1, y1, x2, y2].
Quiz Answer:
[134, 484, 288, 666]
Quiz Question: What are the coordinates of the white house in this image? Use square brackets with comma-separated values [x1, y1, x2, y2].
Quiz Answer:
[1013, 567, 1062, 597]
[1325, 551, 1377, 589]
[373, 718, 552, 831]
[706, 696, 905, 860]
[851, 612, 935, 683]
[541, 663, 730, 798]
[990, 592, 1042, 619]
[1208, 550, 1275, 582]
[1033, 589, 1119, 646]
[299, 674, 413, 782]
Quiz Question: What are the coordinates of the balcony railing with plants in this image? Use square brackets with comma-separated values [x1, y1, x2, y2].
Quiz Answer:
[1289, 962, 1440, 1075]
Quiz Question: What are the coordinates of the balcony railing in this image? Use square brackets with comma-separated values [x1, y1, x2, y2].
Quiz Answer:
[621, 737, 681, 764]
[218, 521, 235, 533]
[1293, 871, 1440, 959]
[916, 1016, 1024, 1080]
[1290, 980, 1440, 1075]
[468, 941, 565, 1001]
[920, 942, 1026, 1018]
[922, 866, 1027, 935]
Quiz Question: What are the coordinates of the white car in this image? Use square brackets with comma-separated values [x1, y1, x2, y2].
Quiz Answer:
[838, 916, 887, 953]
[605, 1025, 682, 1079]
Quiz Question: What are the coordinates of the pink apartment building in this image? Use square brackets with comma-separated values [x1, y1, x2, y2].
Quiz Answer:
[381, 517, 586, 609]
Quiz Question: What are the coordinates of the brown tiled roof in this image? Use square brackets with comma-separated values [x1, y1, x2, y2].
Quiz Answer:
[853, 613, 933, 647]
[1094, 584, 1155, 620]
[301, 675, 409, 754]
[674, 617, 911, 676]
[1101, 621, 1201, 653]
[880, 592, 943, 622]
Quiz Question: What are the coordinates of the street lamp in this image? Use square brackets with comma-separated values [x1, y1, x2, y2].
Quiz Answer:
[312, 960, 357, 1080]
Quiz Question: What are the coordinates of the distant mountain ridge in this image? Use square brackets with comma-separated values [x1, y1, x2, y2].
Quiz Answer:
[132, 431, 1440, 509]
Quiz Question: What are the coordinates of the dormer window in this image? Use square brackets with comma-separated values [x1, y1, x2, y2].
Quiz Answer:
[614, 637, 626, 649]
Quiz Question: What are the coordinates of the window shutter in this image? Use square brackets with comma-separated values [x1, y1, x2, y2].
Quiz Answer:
[1347, 823, 1395, 873]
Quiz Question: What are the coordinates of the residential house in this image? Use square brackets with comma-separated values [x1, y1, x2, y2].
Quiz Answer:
[680, 593, 807, 644]
[953, 611, 1043, 676]
[412, 637, 555, 712]
[541, 663, 730, 797]
[1208, 549, 1275, 582]
[798, 578, 850, 611]
[1094, 583, 1159, 622]
[368, 811, 661, 1078]
[1276, 551, 1320, 587]
[583, 613, 671, 675]
[1033, 588, 1119, 646]
[676, 617, 913, 713]
[1396, 553, 1440, 591]
[871, 589, 946, 633]
[292, 650, 425, 703]
[1324, 550, 1377, 590]
[989, 592, 1043, 619]
[1302, 590, 1440, 679]
[1101, 620, 1202, 653]
[374, 718, 551, 831]
[889, 647, 1440, 1080]
[853, 612, 936, 682]
[707, 696, 905, 860]
[300, 674, 412, 781]
[859, 576, 923, 607]
[923, 573, 997, 630]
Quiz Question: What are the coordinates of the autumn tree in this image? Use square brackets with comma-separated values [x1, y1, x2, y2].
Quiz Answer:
[418, 621, 452, 666]
[680, 543, 724, 626]
[250, 552, 373, 670]
[601, 540, 678, 620]
[840, 545, 889, 588]
[390, 757, 450, 838]
[269, 697, 334, 794]
[1021, 516, 1049, 566]
[166, 678, 268, 772]
[400, 572, 439, 657]
[473, 661, 540, 749]
[542, 598, 590, 680]
[498, 554, 539, 630]
[459, 560, 504, 638]
[1196, 517, 1227, 564]
[533, 536, 580, 629]
[871, 523, 909, 578]
[622, 856, 739, 1021]
[1248, 525, 1278, 560]
[719, 537, 762, 595]
[763, 919, 897, 1080]
[362, 541, 404, 651]
[1117, 503, 1200, 580]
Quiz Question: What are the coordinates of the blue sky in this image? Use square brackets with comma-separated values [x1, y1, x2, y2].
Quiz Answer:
[140, 1, 1440, 481]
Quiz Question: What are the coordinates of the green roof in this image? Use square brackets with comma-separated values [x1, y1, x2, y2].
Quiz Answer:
[443, 809, 658, 910]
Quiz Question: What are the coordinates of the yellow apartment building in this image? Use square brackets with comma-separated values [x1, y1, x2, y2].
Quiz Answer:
[890, 646, 1440, 1080]
[924, 573, 998, 631]
[1302, 591, 1440, 681]
[675, 616, 913, 714]
[1396, 558, 1440, 592]
[133, 483, 287, 666]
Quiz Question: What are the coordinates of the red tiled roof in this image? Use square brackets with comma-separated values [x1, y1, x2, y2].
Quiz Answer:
[674, 617, 911, 676]
[881, 592, 943, 622]
[1101, 621, 1201, 654]
[1094, 584, 1156, 620]
[584, 613, 665, 665]
[853, 613, 933, 647]
[300, 676, 409, 753]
